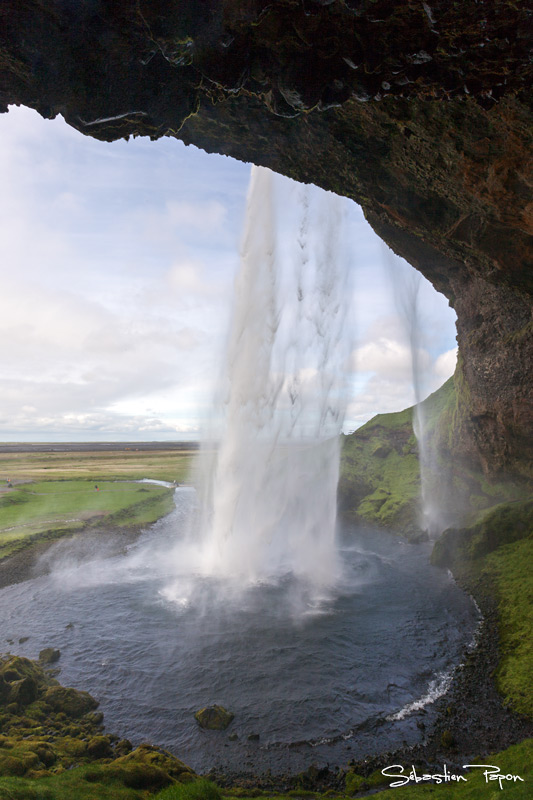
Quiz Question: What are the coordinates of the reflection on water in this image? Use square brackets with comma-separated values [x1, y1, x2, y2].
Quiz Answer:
[0, 488, 479, 774]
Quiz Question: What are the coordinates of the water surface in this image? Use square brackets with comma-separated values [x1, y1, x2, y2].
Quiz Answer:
[0, 488, 479, 774]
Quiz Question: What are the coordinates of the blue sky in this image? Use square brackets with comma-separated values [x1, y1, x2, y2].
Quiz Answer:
[0, 105, 457, 441]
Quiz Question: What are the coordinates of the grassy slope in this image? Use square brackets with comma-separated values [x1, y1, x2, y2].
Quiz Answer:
[339, 377, 528, 535]
[338, 403, 421, 536]
[431, 499, 533, 718]
[486, 536, 533, 716]
[0, 479, 175, 560]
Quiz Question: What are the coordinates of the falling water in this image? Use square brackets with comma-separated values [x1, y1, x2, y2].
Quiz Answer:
[197, 166, 349, 590]
[382, 248, 439, 535]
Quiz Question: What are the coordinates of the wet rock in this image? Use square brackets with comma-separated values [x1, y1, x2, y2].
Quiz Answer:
[194, 705, 234, 730]
[39, 648, 60, 664]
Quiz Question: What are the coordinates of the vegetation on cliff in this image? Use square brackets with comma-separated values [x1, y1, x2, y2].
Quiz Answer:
[339, 375, 529, 536]
[432, 500, 533, 719]
[338, 403, 421, 537]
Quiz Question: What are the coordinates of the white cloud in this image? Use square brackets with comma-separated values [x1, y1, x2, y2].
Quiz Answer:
[0, 106, 458, 441]
[434, 347, 458, 379]
[350, 337, 432, 383]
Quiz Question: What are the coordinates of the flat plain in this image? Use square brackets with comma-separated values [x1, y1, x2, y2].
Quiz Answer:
[0, 444, 198, 560]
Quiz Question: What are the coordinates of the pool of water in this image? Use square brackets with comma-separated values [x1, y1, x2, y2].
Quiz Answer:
[0, 488, 479, 774]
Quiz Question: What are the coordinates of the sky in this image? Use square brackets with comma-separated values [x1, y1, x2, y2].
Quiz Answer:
[0, 105, 458, 442]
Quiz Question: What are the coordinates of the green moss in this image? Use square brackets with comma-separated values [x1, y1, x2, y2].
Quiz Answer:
[43, 685, 98, 719]
[345, 767, 390, 794]
[483, 537, 533, 716]
[431, 500, 533, 567]
[339, 399, 422, 533]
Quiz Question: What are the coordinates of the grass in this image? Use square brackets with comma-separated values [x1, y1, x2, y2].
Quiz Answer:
[0, 444, 201, 559]
[483, 536, 533, 716]
[339, 376, 529, 536]
[342, 739, 532, 799]
[0, 479, 175, 560]
[339, 402, 422, 535]
[430, 499, 532, 719]
[0, 768, 143, 799]
[155, 780, 222, 800]
[0, 448, 197, 484]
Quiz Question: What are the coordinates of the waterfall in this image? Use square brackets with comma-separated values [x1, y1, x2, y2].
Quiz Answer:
[382, 248, 440, 535]
[197, 166, 349, 589]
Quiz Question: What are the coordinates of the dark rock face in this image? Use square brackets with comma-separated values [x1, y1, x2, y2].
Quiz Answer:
[1, 1, 531, 479]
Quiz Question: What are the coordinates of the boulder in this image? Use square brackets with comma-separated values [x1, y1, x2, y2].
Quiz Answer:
[87, 735, 113, 760]
[43, 686, 98, 719]
[39, 648, 61, 665]
[7, 676, 38, 707]
[194, 705, 234, 730]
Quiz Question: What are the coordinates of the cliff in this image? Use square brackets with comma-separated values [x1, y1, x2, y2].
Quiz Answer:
[1, 1, 531, 481]
[339, 377, 530, 536]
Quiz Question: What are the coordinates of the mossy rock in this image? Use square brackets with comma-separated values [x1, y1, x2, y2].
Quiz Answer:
[56, 735, 88, 758]
[7, 675, 39, 707]
[0, 655, 46, 687]
[105, 762, 174, 791]
[194, 705, 234, 730]
[85, 710, 104, 726]
[87, 735, 114, 760]
[113, 744, 195, 781]
[43, 685, 98, 718]
[345, 768, 390, 795]
[0, 753, 28, 776]
[31, 743, 57, 767]
[431, 499, 533, 568]
[114, 738, 133, 756]
[38, 648, 61, 664]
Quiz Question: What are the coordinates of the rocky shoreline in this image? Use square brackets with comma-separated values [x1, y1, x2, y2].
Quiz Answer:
[0, 533, 531, 795]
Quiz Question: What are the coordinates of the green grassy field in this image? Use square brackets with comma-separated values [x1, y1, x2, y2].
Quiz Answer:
[0, 479, 176, 560]
[0, 446, 199, 560]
